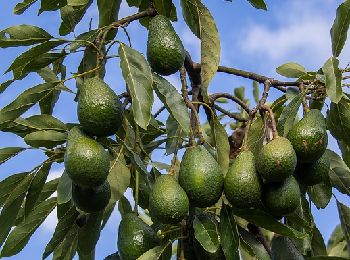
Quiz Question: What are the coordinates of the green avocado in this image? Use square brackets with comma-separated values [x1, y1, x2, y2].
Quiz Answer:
[263, 176, 301, 217]
[78, 77, 123, 137]
[179, 146, 224, 208]
[288, 109, 328, 163]
[117, 213, 158, 260]
[224, 150, 263, 209]
[149, 175, 189, 224]
[256, 137, 297, 183]
[72, 181, 111, 213]
[147, 15, 185, 75]
[64, 127, 110, 187]
[271, 235, 304, 260]
[295, 153, 330, 186]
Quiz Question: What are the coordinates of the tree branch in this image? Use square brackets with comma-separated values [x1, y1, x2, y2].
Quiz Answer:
[213, 104, 248, 122]
[110, 7, 157, 29]
[210, 93, 250, 114]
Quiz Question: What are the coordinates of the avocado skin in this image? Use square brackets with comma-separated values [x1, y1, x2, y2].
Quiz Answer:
[64, 127, 110, 187]
[72, 181, 111, 213]
[256, 137, 297, 183]
[78, 77, 123, 137]
[117, 213, 158, 260]
[295, 153, 330, 186]
[179, 146, 224, 208]
[224, 150, 263, 209]
[263, 176, 301, 217]
[147, 15, 185, 75]
[149, 175, 189, 224]
[288, 109, 328, 163]
[271, 235, 304, 260]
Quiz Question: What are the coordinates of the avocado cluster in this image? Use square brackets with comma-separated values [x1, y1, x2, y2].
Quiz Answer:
[224, 109, 329, 217]
[64, 77, 123, 213]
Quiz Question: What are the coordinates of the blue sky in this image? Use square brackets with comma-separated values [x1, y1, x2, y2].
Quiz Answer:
[0, 0, 349, 259]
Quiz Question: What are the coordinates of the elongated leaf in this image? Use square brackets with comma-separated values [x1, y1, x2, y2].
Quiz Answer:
[337, 201, 350, 255]
[220, 204, 240, 260]
[43, 205, 79, 259]
[247, 0, 267, 10]
[211, 115, 230, 174]
[137, 242, 171, 260]
[0, 25, 52, 48]
[180, 0, 200, 37]
[24, 130, 67, 148]
[307, 179, 332, 209]
[331, 167, 350, 195]
[193, 215, 220, 253]
[153, 74, 190, 134]
[25, 162, 53, 217]
[165, 114, 184, 155]
[233, 208, 306, 240]
[53, 225, 79, 260]
[277, 92, 304, 137]
[238, 226, 270, 260]
[323, 57, 342, 104]
[331, 0, 350, 57]
[21, 114, 67, 131]
[78, 212, 103, 255]
[0, 173, 34, 247]
[253, 81, 260, 104]
[0, 147, 26, 165]
[0, 172, 29, 207]
[1, 197, 57, 257]
[276, 62, 306, 78]
[271, 235, 304, 260]
[338, 140, 350, 169]
[311, 226, 328, 256]
[247, 115, 265, 156]
[327, 97, 350, 145]
[97, 0, 122, 41]
[67, 0, 90, 6]
[57, 171, 72, 204]
[119, 43, 153, 129]
[13, 0, 39, 14]
[153, 0, 177, 20]
[0, 82, 59, 130]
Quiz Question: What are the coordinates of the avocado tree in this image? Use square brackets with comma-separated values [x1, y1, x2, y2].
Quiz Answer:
[0, 0, 350, 259]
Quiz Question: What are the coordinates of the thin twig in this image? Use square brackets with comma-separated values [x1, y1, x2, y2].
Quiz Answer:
[213, 104, 248, 122]
[210, 93, 250, 114]
[260, 104, 278, 139]
[154, 106, 166, 118]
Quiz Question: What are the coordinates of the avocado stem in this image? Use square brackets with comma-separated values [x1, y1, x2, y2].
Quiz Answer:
[260, 105, 279, 140]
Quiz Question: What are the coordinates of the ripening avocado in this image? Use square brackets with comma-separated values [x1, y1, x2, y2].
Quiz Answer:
[117, 213, 158, 260]
[295, 153, 330, 186]
[179, 146, 224, 208]
[64, 127, 110, 187]
[271, 235, 304, 260]
[149, 175, 189, 224]
[256, 137, 297, 183]
[263, 176, 301, 217]
[78, 77, 123, 137]
[147, 15, 185, 75]
[72, 181, 111, 213]
[224, 150, 263, 209]
[288, 109, 328, 163]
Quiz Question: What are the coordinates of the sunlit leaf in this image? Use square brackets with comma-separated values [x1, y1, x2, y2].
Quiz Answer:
[220, 204, 240, 260]
[331, 0, 350, 57]
[323, 56, 342, 104]
[276, 62, 306, 78]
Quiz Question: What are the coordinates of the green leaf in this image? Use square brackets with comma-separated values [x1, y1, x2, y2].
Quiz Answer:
[238, 226, 270, 260]
[1, 197, 57, 257]
[233, 208, 307, 240]
[137, 242, 171, 260]
[337, 201, 350, 255]
[306, 257, 350, 260]
[0, 80, 15, 94]
[69, 30, 99, 51]
[327, 97, 350, 145]
[67, 0, 90, 6]
[153, 74, 190, 134]
[0, 173, 34, 247]
[211, 115, 230, 174]
[271, 235, 304, 259]
[165, 114, 184, 155]
[246, 115, 265, 157]
[153, 0, 177, 21]
[277, 92, 304, 137]
[53, 225, 79, 260]
[338, 140, 350, 169]
[307, 178, 332, 209]
[22, 114, 67, 131]
[24, 130, 67, 148]
[330, 167, 350, 195]
[57, 171, 72, 204]
[25, 162, 53, 217]
[180, 0, 200, 37]
[39, 0, 67, 13]
[119, 43, 153, 129]
[311, 226, 328, 257]
[43, 205, 79, 259]
[286, 87, 301, 101]
[78, 212, 103, 255]
[0, 147, 26, 165]
[247, 0, 267, 10]
[323, 57, 342, 104]
[0, 172, 28, 207]
[102, 157, 131, 228]
[276, 62, 306, 78]
[59, 1, 93, 36]
[97, 0, 122, 41]
[36, 178, 59, 205]
[331, 0, 350, 57]
[13, 0, 39, 14]
[219, 204, 240, 260]
[253, 81, 260, 104]
[193, 215, 220, 253]
[0, 25, 52, 48]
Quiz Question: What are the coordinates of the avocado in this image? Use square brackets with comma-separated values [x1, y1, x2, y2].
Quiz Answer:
[72, 181, 111, 213]
[149, 175, 189, 224]
[179, 146, 224, 208]
[64, 127, 110, 187]
[147, 15, 185, 75]
[117, 213, 158, 260]
[224, 150, 263, 209]
[288, 109, 328, 163]
[256, 137, 297, 183]
[263, 176, 301, 217]
[271, 235, 304, 260]
[78, 77, 123, 137]
[295, 153, 330, 186]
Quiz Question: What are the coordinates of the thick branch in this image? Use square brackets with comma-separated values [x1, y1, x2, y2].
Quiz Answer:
[110, 7, 157, 28]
